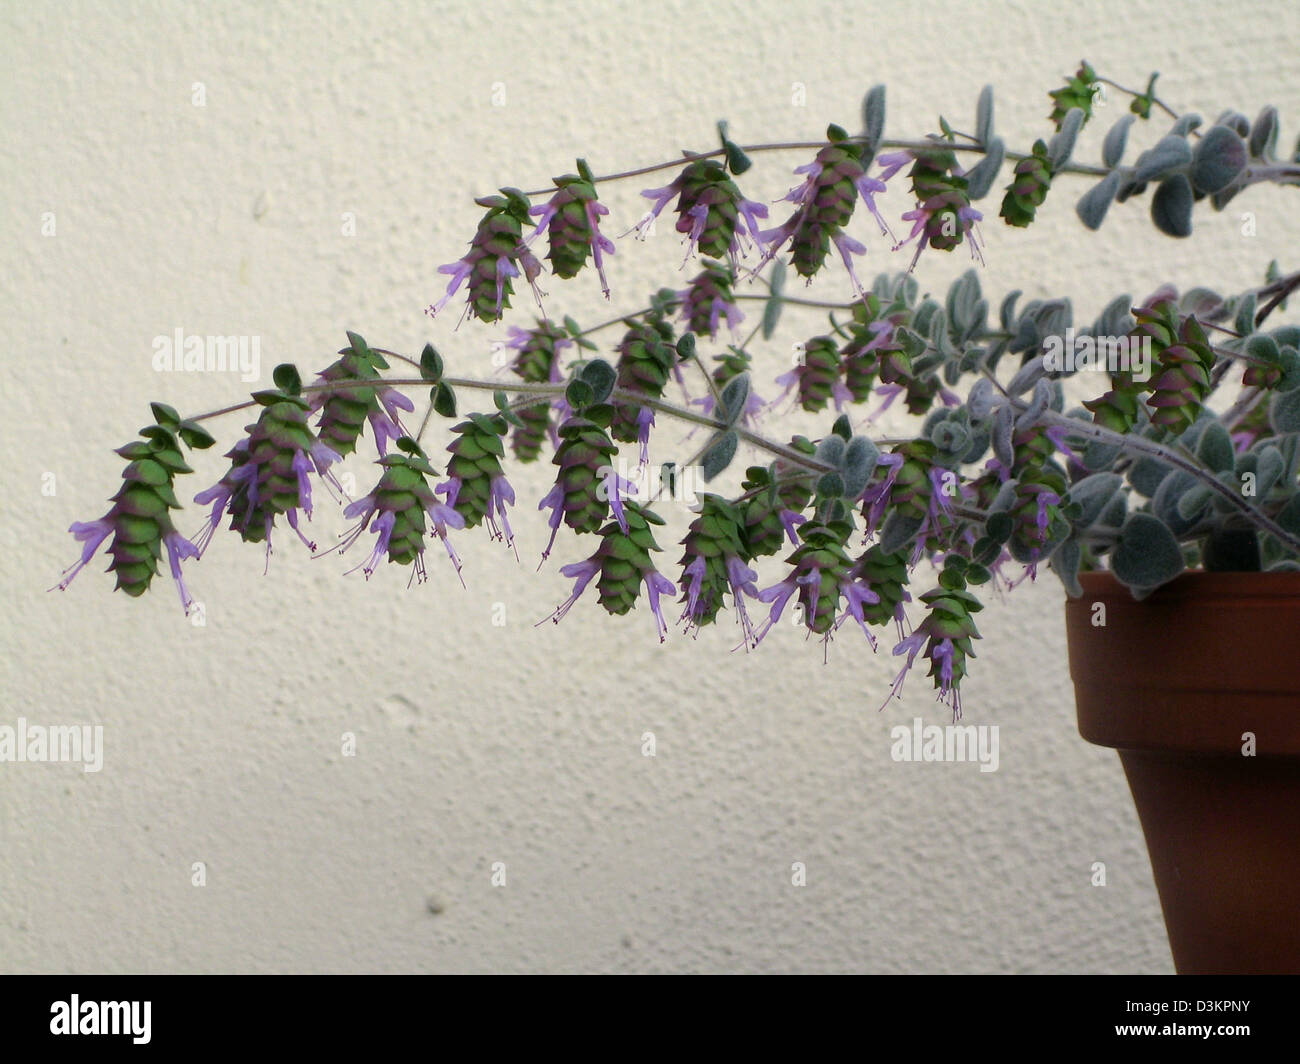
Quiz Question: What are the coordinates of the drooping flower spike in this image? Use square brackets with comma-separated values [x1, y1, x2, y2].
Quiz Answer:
[506, 319, 574, 462]
[885, 580, 983, 721]
[53, 410, 212, 615]
[753, 515, 876, 656]
[676, 494, 761, 645]
[539, 502, 677, 642]
[329, 437, 465, 586]
[680, 260, 744, 339]
[889, 147, 984, 272]
[526, 163, 616, 297]
[846, 545, 912, 643]
[610, 311, 677, 456]
[738, 449, 815, 558]
[192, 368, 342, 569]
[632, 158, 769, 265]
[427, 188, 544, 325]
[311, 332, 414, 458]
[771, 335, 852, 413]
[757, 126, 895, 297]
[440, 412, 517, 553]
[537, 407, 623, 564]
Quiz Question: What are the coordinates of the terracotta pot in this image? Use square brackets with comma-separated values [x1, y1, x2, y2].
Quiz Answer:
[1064, 569, 1300, 975]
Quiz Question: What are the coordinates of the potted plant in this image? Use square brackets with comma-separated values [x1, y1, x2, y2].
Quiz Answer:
[53, 63, 1300, 973]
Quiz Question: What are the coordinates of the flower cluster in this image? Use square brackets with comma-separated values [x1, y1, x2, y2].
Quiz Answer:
[428, 189, 543, 324]
[54, 409, 213, 614]
[335, 438, 465, 584]
[676, 494, 759, 643]
[442, 413, 516, 549]
[507, 319, 573, 462]
[635, 158, 768, 264]
[681, 260, 743, 339]
[541, 502, 677, 641]
[759, 126, 892, 294]
[57, 71, 1300, 725]
[527, 165, 615, 296]
[311, 332, 413, 457]
[193, 370, 342, 565]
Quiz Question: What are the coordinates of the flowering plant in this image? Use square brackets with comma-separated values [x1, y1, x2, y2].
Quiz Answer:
[56, 63, 1300, 720]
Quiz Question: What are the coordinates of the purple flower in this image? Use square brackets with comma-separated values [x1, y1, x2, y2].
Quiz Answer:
[885, 630, 963, 719]
[643, 570, 677, 642]
[528, 191, 616, 297]
[859, 451, 905, 534]
[630, 159, 769, 265]
[53, 516, 201, 616]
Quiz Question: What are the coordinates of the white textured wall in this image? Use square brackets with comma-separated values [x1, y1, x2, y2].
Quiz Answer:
[3, 0, 1297, 973]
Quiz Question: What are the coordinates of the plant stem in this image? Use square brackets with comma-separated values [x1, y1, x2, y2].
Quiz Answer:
[1094, 76, 1184, 124]
[1034, 407, 1300, 554]
[186, 371, 833, 475]
[520, 136, 1111, 197]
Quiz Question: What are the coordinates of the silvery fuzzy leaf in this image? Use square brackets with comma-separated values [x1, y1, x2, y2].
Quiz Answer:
[1152, 471, 1201, 535]
[1151, 174, 1194, 237]
[963, 428, 990, 464]
[1129, 456, 1173, 497]
[1179, 288, 1224, 319]
[1006, 356, 1046, 396]
[1102, 114, 1136, 168]
[1272, 387, 1300, 434]
[1010, 314, 1039, 354]
[1277, 347, 1300, 393]
[1196, 421, 1235, 473]
[862, 85, 886, 151]
[961, 301, 989, 345]
[929, 420, 971, 455]
[1076, 170, 1119, 230]
[879, 512, 922, 554]
[1170, 113, 1202, 137]
[1066, 472, 1124, 529]
[1213, 110, 1250, 137]
[1256, 445, 1284, 499]
[1082, 439, 1123, 471]
[841, 436, 879, 498]
[1018, 378, 1053, 425]
[964, 138, 1004, 201]
[988, 481, 1018, 516]
[1097, 294, 1134, 337]
[993, 404, 1015, 469]
[719, 373, 750, 425]
[1176, 484, 1212, 521]
[999, 290, 1021, 332]
[1049, 537, 1083, 598]
[1245, 333, 1280, 365]
[976, 84, 995, 145]
[1235, 293, 1258, 337]
[814, 433, 846, 468]
[1098, 490, 1128, 528]
[701, 431, 738, 481]
[1190, 125, 1248, 194]
[1132, 134, 1192, 184]
[1249, 105, 1279, 159]
[967, 378, 996, 421]
[1048, 107, 1085, 169]
[1112, 512, 1185, 589]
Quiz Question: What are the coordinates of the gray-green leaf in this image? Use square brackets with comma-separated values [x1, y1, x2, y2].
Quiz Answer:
[1112, 512, 1185, 589]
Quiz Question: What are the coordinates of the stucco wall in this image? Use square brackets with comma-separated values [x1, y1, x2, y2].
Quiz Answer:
[2, 0, 1296, 972]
